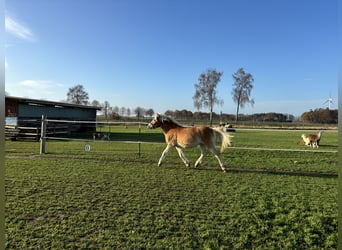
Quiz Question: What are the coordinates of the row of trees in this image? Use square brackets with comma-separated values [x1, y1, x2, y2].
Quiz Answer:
[301, 108, 338, 124]
[65, 85, 146, 119]
[99, 105, 155, 120]
[166, 109, 337, 124]
[151, 110, 293, 123]
[66, 85, 338, 124]
[66, 78, 337, 124]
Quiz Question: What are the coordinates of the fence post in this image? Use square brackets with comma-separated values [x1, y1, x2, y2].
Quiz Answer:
[40, 115, 47, 154]
[138, 119, 141, 158]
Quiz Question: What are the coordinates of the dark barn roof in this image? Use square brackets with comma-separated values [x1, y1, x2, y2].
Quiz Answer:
[6, 96, 101, 111]
[6, 96, 101, 124]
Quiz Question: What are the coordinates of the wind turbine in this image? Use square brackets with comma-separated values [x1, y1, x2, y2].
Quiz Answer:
[323, 93, 334, 110]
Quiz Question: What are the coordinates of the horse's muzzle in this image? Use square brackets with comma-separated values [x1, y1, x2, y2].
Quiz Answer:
[147, 123, 154, 129]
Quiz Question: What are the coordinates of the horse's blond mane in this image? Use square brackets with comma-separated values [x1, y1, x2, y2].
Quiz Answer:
[160, 114, 191, 128]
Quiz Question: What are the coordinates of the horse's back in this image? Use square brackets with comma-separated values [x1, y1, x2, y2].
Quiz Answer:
[182, 126, 213, 138]
[164, 126, 213, 148]
[193, 126, 213, 136]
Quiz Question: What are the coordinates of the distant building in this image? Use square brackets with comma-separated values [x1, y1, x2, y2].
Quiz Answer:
[5, 96, 101, 139]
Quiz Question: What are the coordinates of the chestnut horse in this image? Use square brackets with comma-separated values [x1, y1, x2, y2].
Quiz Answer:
[147, 114, 232, 172]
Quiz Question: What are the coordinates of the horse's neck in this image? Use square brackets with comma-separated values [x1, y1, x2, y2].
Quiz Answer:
[160, 121, 181, 133]
[318, 131, 322, 139]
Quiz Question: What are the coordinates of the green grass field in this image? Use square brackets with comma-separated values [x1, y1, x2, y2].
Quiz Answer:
[5, 128, 338, 249]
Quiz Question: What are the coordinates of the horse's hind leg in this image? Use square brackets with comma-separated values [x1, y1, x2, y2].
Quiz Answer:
[194, 144, 206, 168]
[215, 155, 227, 172]
[208, 146, 227, 172]
[158, 144, 173, 166]
[175, 147, 190, 167]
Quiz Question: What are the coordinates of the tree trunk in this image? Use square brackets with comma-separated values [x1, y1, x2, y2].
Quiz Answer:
[209, 107, 213, 127]
[235, 94, 241, 123]
[235, 104, 240, 123]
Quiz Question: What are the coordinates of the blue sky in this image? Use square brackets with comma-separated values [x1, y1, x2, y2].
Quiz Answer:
[5, 0, 337, 116]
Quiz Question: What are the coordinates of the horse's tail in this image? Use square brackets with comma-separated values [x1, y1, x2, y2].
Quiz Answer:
[212, 127, 233, 153]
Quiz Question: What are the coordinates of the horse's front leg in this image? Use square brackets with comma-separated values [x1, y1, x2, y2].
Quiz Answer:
[175, 147, 190, 167]
[158, 144, 173, 166]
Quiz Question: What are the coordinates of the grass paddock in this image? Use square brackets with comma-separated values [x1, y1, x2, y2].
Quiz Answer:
[5, 128, 338, 249]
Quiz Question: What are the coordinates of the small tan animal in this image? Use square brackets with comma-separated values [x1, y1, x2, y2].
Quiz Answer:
[301, 134, 318, 148]
[308, 130, 323, 147]
[301, 134, 310, 146]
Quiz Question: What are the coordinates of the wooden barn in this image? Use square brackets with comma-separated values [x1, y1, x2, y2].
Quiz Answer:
[5, 96, 101, 140]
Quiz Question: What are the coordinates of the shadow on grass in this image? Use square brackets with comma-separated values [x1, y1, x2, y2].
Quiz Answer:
[204, 166, 338, 178]
[155, 163, 337, 179]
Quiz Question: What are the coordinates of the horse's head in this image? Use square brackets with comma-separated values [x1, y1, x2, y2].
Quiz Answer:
[147, 113, 162, 129]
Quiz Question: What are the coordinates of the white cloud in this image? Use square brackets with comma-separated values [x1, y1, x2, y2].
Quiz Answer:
[5, 15, 35, 42]
[19, 80, 53, 89]
[8, 80, 66, 101]
[19, 80, 64, 89]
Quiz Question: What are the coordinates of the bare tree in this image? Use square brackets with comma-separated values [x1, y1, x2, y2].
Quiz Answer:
[66, 84, 89, 105]
[102, 101, 111, 120]
[126, 108, 131, 117]
[91, 100, 101, 107]
[193, 69, 223, 126]
[231, 68, 254, 122]
[145, 108, 154, 117]
[134, 107, 145, 118]
[112, 106, 119, 115]
[120, 107, 126, 117]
